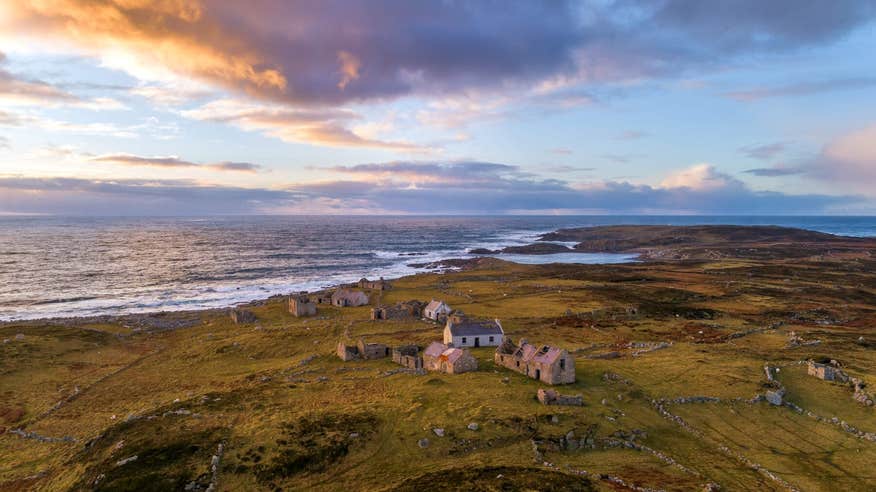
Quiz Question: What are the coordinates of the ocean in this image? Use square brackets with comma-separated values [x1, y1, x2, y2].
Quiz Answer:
[1, 215, 874, 321]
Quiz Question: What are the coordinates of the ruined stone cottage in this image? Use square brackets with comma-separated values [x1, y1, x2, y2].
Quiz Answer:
[315, 292, 334, 305]
[423, 342, 478, 374]
[392, 344, 423, 369]
[537, 388, 583, 406]
[336, 338, 390, 361]
[288, 293, 317, 317]
[331, 288, 370, 307]
[424, 300, 452, 321]
[495, 338, 576, 385]
[807, 358, 849, 382]
[358, 277, 392, 291]
[371, 300, 424, 320]
[443, 315, 504, 348]
[229, 308, 257, 324]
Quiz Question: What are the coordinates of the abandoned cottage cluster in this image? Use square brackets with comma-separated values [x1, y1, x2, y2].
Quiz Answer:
[236, 277, 580, 394]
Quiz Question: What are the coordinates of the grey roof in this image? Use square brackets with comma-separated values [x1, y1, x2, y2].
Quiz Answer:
[447, 319, 503, 337]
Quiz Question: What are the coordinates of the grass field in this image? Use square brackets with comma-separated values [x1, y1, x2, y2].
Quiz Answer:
[1, 253, 875, 491]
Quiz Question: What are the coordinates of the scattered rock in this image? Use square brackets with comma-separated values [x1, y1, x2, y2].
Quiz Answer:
[418, 438, 430, 448]
[115, 455, 138, 467]
[467, 422, 479, 431]
[433, 428, 445, 437]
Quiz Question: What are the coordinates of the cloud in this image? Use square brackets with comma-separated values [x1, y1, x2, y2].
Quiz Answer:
[739, 142, 787, 160]
[744, 166, 806, 177]
[336, 51, 361, 90]
[647, 0, 876, 52]
[617, 130, 648, 140]
[601, 154, 640, 164]
[91, 153, 261, 172]
[293, 161, 858, 214]
[0, 160, 863, 215]
[0, 53, 78, 105]
[724, 77, 876, 101]
[182, 99, 429, 151]
[129, 83, 214, 106]
[549, 148, 573, 155]
[4, 1, 874, 109]
[659, 164, 739, 192]
[805, 123, 876, 189]
[0, 111, 23, 126]
[0, 50, 127, 109]
[0, 176, 295, 215]
[0, 112, 178, 139]
[0, 136, 9, 150]
[742, 123, 876, 195]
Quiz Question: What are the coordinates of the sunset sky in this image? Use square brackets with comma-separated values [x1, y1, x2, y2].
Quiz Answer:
[0, 0, 874, 215]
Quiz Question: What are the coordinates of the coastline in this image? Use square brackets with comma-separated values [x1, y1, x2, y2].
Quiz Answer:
[3, 223, 874, 325]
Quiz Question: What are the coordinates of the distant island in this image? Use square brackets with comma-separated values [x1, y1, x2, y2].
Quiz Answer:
[467, 225, 874, 261]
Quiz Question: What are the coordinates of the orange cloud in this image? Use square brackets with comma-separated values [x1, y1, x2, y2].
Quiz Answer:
[182, 99, 429, 152]
[336, 51, 361, 90]
[91, 153, 261, 172]
[2, 0, 287, 99]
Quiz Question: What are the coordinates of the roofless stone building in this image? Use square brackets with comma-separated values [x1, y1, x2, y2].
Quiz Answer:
[495, 338, 576, 385]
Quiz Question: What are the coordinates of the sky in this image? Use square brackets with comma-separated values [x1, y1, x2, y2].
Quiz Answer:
[0, 0, 874, 216]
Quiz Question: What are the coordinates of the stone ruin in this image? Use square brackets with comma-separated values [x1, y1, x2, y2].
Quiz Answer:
[331, 288, 370, 307]
[229, 308, 257, 324]
[494, 338, 576, 385]
[627, 341, 672, 356]
[336, 338, 390, 361]
[392, 344, 423, 370]
[371, 300, 424, 320]
[288, 293, 317, 317]
[786, 330, 820, 348]
[852, 379, 875, 407]
[765, 387, 786, 406]
[807, 358, 849, 382]
[537, 388, 583, 406]
[423, 342, 478, 374]
[357, 277, 392, 291]
[807, 358, 874, 408]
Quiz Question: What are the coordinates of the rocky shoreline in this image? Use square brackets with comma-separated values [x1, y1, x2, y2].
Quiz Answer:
[6, 224, 871, 327]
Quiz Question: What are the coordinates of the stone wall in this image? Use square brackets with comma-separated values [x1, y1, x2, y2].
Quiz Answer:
[357, 339, 389, 359]
[229, 308, 256, 324]
[337, 342, 359, 361]
[289, 295, 317, 317]
[392, 345, 423, 369]
[446, 350, 477, 374]
[537, 388, 583, 406]
[494, 339, 576, 385]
